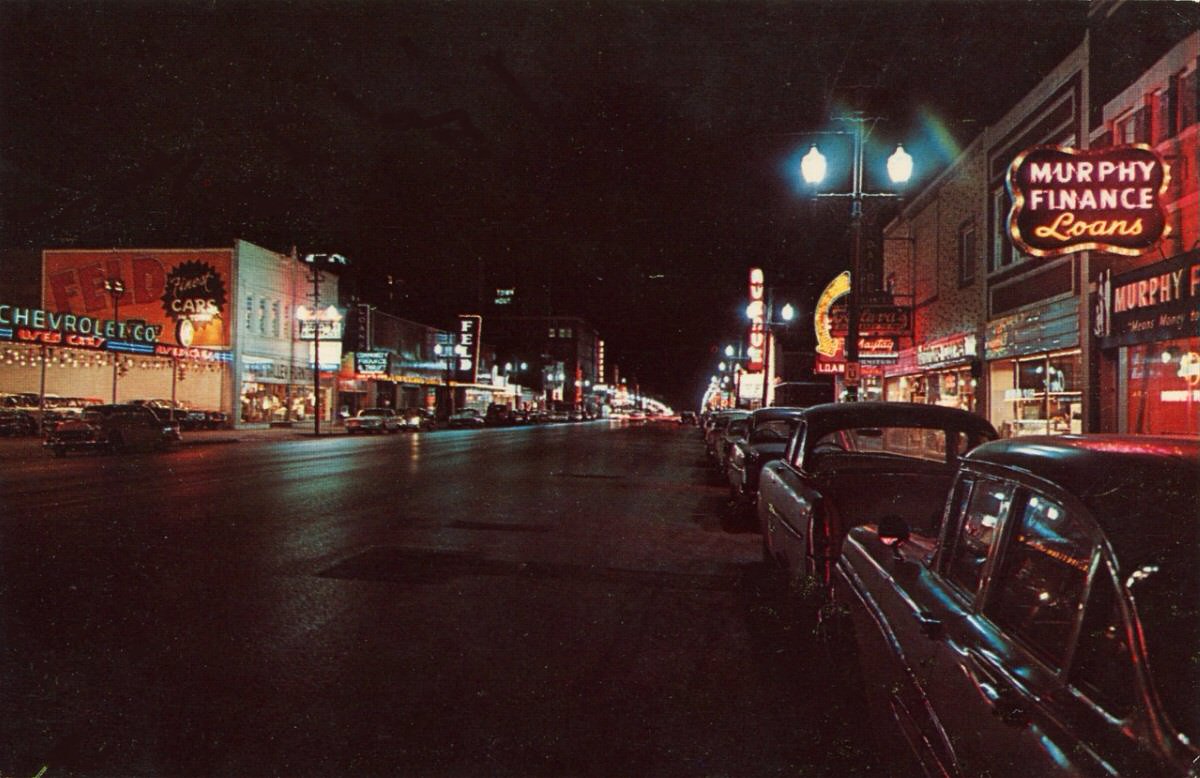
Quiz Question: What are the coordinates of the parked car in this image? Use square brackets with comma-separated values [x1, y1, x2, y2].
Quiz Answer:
[758, 402, 997, 591]
[485, 403, 515, 426]
[41, 396, 103, 428]
[713, 415, 750, 476]
[132, 399, 201, 429]
[704, 409, 750, 462]
[446, 408, 485, 428]
[0, 408, 37, 436]
[725, 407, 805, 509]
[832, 435, 1200, 777]
[678, 411, 697, 425]
[399, 407, 437, 431]
[44, 403, 182, 456]
[345, 408, 401, 434]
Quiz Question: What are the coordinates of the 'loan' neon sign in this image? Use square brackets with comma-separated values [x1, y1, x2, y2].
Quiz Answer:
[1007, 145, 1170, 257]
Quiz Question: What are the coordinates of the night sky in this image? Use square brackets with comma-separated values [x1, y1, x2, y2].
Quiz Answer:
[0, 1, 1119, 406]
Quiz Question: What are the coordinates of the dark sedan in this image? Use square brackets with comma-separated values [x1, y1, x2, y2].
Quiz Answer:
[833, 435, 1199, 777]
[725, 406, 804, 510]
[758, 402, 997, 592]
[44, 403, 182, 456]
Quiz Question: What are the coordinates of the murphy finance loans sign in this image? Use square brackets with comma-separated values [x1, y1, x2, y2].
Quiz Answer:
[1008, 145, 1169, 257]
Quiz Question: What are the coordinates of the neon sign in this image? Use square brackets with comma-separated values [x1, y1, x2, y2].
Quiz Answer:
[0, 303, 161, 345]
[1007, 145, 1170, 257]
[456, 314, 483, 381]
[747, 268, 765, 371]
[814, 271, 851, 358]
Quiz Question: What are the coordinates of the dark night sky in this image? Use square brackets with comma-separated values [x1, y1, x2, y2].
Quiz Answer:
[0, 1, 1116, 406]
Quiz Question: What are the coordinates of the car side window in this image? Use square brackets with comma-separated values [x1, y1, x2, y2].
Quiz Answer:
[787, 422, 806, 469]
[984, 492, 1095, 668]
[945, 478, 1014, 598]
[1069, 567, 1136, 717]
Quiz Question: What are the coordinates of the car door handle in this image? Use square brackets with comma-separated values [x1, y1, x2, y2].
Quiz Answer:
[913, 611, 942, 638]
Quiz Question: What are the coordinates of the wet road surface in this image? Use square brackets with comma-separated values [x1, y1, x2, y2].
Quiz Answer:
[2, 421, 898, 776]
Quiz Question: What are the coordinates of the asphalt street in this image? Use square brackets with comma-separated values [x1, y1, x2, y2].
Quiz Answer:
[1, 420, 900, 777]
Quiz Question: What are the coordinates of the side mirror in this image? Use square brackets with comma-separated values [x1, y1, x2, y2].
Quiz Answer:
[877, 515, 911, 559]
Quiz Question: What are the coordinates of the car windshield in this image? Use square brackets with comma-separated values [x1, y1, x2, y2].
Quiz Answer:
[750, 419, 796, 444]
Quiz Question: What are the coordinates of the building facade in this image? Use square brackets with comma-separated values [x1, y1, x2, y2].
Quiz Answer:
[878, 20, 1197, 437]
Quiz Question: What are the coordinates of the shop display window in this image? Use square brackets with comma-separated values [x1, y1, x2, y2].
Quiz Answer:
[992, 350, 1082, 437]
[1125, 336, 1200, 435]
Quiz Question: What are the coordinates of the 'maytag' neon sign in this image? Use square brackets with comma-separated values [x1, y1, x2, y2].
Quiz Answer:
[1007, 145, 1170, 257]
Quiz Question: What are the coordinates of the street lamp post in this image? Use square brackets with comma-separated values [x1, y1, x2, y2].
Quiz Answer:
[104, 277, 125, 403]
[800, 115, 912, 401]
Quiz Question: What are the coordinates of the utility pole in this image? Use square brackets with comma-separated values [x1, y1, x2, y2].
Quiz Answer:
[311, 263, 322, 435]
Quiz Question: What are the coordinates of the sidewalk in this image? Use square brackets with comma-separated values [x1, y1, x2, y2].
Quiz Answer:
[0, 422, 352, 460]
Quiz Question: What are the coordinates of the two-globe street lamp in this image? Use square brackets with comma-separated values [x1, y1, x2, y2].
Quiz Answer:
[104, 277, 125, 403]
[746, 297, 795, 408]
[800, 115, 913, 401]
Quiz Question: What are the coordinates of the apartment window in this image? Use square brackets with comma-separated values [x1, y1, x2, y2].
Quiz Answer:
[548, 326, 557, 338]
[958, 220, 977, 287]
[259, 298, 267, 335]
[560, 328, 573, 339]
[1114, 110, 1139, 145]
[245, 296, 254, 330]
[992, 189, 1014, 271]
[271, 301, 281, 338]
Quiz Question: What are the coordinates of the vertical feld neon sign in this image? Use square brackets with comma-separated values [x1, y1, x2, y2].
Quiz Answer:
[747, 268, 765, 371]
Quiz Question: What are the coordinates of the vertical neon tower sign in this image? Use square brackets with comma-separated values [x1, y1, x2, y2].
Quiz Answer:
[747, 268, 765, 371]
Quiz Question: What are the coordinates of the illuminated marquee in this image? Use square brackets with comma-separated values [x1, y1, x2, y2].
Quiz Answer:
[747, 268, 765, 371]
[1007, 145, 1170, 257]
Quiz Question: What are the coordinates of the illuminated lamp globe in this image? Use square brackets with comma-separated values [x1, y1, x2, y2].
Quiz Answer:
[887, 144, 914, 184]
[780, 303, 796, 322]
[800, 145, 827, 185]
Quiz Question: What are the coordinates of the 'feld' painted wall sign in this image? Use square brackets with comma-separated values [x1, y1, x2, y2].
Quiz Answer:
[1007, 145, 1170, 257]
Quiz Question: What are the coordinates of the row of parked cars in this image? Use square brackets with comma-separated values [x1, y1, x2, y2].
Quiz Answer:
[1, 392, 228, 437]
[700, 404, 1199, 777]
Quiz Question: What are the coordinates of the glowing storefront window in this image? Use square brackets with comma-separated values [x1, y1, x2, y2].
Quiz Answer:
[1125, 336, 1200, 435]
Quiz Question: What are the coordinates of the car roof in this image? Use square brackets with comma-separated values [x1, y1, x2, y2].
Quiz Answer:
[800, 402, 997, 438]
[750, 407, 805, 423]
[965, 435, 1199, 563]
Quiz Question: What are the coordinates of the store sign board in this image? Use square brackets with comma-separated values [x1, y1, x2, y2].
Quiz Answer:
[829, 304, 911, 337]
[297, 319, 344, 340]
[917, 334, 977, 368]
[1095, 250, 1200, 348]
[43, 249, 233, 348]
[355, 351, 389, 375]
[1007, 145, 1170, 257]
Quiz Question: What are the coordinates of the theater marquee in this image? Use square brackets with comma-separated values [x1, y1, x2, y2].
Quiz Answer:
[1007, 145, 1170, 257]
